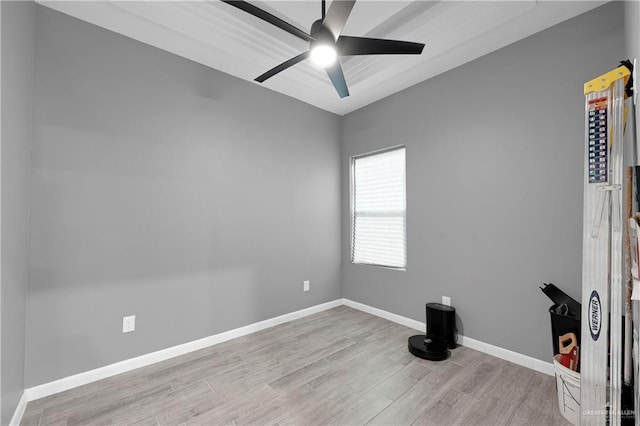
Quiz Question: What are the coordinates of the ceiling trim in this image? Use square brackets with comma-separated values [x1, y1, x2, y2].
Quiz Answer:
[37, 1, 609, 115]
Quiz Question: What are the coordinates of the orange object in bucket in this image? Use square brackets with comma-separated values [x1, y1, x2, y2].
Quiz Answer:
[558, 332, 579, 372]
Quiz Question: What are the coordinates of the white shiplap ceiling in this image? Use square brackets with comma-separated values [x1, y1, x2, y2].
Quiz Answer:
[38, 1, 608, 115]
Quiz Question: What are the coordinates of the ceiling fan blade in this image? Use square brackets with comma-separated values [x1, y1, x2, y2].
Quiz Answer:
[325, 60, 350, 98]
[337, 36, 425, 56]
[255, 52, 310, 83]
[322, 1, 356, 40]
[221, 0, 313, 42]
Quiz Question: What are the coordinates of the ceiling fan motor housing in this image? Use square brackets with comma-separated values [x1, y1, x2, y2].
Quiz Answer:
[310, 20, 335, 47]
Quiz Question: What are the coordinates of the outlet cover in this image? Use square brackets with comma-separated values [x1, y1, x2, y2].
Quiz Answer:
[122, 315, 136, 333]
[303, 280, 310, 292]
[442, 296, 451, 306]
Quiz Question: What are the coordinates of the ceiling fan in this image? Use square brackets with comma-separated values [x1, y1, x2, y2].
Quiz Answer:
[220, 0, 425, 98]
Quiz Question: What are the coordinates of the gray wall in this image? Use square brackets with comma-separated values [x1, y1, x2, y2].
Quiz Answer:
[341, 2, 624, 362]
[14, 0, 633, 391]
[25, 6, 341, 387]
[1, 1, 35, 424]
[625, 1, 640, 62]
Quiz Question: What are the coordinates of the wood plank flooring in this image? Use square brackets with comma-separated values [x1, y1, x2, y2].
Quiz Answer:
[20, 306, 570, 425]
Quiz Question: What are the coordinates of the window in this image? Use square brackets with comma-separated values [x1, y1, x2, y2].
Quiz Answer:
[351, 146, 406, 269]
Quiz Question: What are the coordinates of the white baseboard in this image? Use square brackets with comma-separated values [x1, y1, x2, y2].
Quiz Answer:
[9, 392, 28, 426]
[23, 299, 342, 403]
[342, 298, 425, 332]
[15, 296, 553, 424]
[342, 298, 554, 376]
[458, 334, 554, 376]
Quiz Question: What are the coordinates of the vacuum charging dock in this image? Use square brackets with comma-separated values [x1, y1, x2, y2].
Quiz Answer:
[408, 303, 456, 361]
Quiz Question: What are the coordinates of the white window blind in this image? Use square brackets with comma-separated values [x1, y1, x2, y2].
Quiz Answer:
[351, 146, 406, 269]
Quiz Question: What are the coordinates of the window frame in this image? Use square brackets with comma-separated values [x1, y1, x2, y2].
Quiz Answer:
[349, 145, 407, 271]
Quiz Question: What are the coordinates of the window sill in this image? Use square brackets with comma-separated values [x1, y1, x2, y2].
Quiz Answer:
[351, 262, 406, 272]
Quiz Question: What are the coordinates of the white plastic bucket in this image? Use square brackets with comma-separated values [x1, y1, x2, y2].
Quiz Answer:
[553, 354, 581, 425]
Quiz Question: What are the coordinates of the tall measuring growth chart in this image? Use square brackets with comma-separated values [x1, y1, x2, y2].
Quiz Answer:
[581, 64, 633, 426]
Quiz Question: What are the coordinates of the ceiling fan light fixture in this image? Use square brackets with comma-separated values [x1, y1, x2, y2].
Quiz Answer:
[310, 44, 337, 68]
[221, 0, 425, 98]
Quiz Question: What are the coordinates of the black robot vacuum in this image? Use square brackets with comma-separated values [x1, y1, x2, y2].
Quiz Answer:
[408, 303, 457, 361]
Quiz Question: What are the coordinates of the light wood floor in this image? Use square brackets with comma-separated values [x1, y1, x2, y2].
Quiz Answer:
[21, 305, 569, 426]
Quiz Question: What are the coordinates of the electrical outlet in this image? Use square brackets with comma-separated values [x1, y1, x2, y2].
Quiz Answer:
[122, 315, 136, 333]
[442, 296, 451, 306]
[303, 280, 310, 292]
